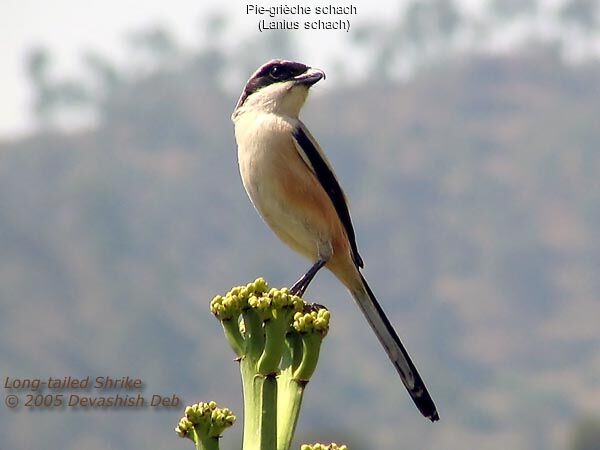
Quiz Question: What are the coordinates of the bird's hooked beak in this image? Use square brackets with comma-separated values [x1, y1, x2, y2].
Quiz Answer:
[293, 67, 326, 86]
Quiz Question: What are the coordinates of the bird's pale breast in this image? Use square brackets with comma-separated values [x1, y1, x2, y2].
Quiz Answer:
[235, 112, 342, 262]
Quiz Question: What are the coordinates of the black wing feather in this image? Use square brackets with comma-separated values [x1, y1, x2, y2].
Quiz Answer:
[293, 126, 364, 268]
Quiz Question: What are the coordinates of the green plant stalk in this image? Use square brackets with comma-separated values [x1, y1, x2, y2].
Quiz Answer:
[240, 355, 278, 450]
[240, 308, 278, 450]
[240, 356, 259, 450]
[257, 309, 291, 375]
[260, 374, 278, 450]
[294, 333, 323, 381]
[191, 428, 220, 450]
[241, 308, 263, 450]
[276, 371, 306, 450]
[221, 319, 244, 357]
[242, 309, 264, 362]
[276, 331, 317, 450]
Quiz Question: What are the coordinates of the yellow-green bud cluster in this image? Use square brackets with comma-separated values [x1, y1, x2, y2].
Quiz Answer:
[293, 308, 330, 337]
[210, 294, 241, 321]
[175, 416, 193, 438]
[175, 401, 235, 439]
[249, 287, 304, 321]
[300, 444, 348, 450]
[211, 278, 304, 322]
[211, 278, 268, 320]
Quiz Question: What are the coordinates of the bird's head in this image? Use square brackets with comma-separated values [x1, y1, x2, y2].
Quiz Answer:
[232, 59, 325, 119]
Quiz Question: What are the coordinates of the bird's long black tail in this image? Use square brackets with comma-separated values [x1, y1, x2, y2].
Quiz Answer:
[351, 273, 439, 421]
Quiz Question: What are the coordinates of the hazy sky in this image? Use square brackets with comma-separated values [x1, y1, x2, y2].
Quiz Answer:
[5, 0, 579, 138]
[1, 0, 229, 137]
[1, 0, 414, 138]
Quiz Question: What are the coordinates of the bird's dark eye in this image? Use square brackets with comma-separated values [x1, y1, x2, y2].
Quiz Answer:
[269, 65, 289, 80]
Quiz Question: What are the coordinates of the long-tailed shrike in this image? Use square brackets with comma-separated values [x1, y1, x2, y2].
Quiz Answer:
[231, 59, 439, 421]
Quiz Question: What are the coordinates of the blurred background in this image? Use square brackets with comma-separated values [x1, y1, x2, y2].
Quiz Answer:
[2, 0, 600, 449]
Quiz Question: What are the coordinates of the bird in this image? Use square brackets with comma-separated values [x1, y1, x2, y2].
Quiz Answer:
[231, 59, 439, 422]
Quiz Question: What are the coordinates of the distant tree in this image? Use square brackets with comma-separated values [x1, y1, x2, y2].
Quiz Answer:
[559, 0, 600, 32]
[26, 47, 51, 87]
[127, 25, 181, 72]
[82, 51, 123, 97]
[192, 12, 230, 87]
[204, 11, 227, 38]
[396, 0, 462, 74]
[26, 47, 91, 128]
[401, 0, 462, 47]
[488, 0, 538, 20]
[349, 0, 463, 80]
[26, 47, 53, 125]
[190, 48, 227, 87]
[349, 22, 390, 80]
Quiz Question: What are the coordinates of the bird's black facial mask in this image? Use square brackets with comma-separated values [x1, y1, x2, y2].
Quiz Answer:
[235, 60, 311, 109]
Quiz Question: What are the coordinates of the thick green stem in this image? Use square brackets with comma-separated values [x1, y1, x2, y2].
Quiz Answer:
[260, 374, 278, 449]
[241, 356, 259, 450]
[257, 310, 291, 375]
[241, 357, 278, 450]
[276, 331, 305, 450]
[276, 374, 306, 450]
[242, 309, 264, 362]
[192, 428, 220, 450]
[294, 333, 323, 381]
[221, 319, 245, 357]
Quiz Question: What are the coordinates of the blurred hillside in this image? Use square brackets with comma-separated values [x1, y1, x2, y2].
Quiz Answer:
[2, 3, 600, 449]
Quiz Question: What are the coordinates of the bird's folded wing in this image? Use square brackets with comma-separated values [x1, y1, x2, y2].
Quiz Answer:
[292, 123, 364, 268]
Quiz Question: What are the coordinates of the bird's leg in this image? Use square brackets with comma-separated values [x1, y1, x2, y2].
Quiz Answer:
[290, 258, 327, 297]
